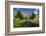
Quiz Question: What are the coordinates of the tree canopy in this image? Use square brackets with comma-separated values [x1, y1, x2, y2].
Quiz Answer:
[15, 10, 24, 20]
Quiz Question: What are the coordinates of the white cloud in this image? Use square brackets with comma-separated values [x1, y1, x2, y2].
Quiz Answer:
[34, 10, 38, 14]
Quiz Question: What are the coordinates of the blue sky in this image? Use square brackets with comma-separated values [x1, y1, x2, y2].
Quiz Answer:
[13, 8, 39, 15]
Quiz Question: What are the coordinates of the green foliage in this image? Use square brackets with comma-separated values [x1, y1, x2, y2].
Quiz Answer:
[15, 11, 24, 20]
[29, 12, 35, 19]
[13, 17, 22, 28]
[29, 15, 32, 19]
[20, 14, 24, 20]
[16, 11, 21, 18]
[13, 11, 39, 28]
[24, 16, 27, 20]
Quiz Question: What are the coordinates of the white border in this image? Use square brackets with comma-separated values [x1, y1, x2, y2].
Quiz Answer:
[10, 5, 42, 32]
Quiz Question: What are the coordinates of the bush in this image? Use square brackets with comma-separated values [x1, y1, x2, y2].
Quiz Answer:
[13, 17, 22, 28]
[21, 21, 39, 27]
[24, 16, 28, 20]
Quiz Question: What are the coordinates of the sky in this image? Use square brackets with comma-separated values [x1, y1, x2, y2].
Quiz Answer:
[13, 8, 39, 15]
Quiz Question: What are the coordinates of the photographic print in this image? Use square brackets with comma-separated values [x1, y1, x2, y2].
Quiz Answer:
[5, 1, 45, 35]
[9, 4, 44, 33]
[13, 8, 39, 28]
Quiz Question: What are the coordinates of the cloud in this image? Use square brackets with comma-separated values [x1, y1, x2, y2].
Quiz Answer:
[34, 10, 38, 14]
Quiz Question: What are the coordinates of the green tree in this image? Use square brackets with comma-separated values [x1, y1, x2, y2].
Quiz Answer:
[16, 10, 24, 20]
[30, 12, 35, 19]
[20, 14, 24, 20]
